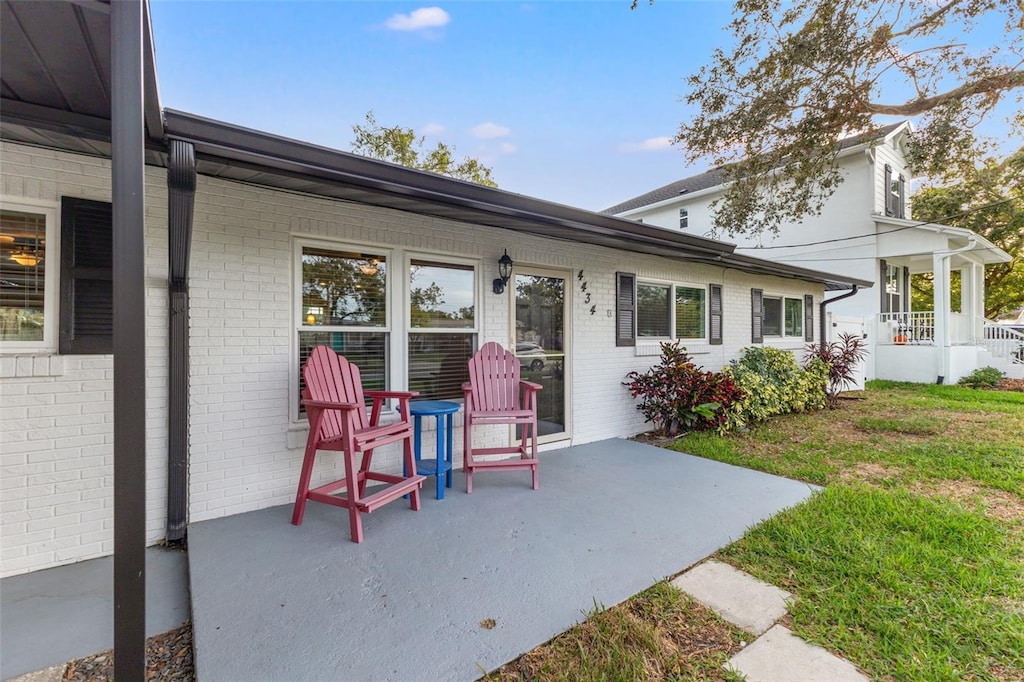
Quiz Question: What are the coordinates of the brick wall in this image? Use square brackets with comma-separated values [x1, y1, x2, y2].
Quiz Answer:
[1, 142, 169, 577]
[185, 174, 823, 525]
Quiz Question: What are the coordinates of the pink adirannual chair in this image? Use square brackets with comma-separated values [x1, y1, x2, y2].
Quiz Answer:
[461, 342, 542, 493]
[291, 346, 424, 543]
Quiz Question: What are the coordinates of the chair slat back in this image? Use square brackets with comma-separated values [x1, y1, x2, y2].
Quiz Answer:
[303, 346, 368, 440]
[467, 342, 520, 411]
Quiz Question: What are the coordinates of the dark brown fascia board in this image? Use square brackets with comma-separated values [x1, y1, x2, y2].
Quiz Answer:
[162, 109, 737, 259]
[142, 0, 164, 140]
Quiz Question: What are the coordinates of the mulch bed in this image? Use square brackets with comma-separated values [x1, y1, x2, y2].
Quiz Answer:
[62, 622, 194, 681]
[996, 378, 1024, 392]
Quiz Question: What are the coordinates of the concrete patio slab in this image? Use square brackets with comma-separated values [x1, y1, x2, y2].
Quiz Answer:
[0, 546, 190, 680]
[727, 625, 867, 682]
[670, 559, 793, 635]
[188, 438, 817, 681]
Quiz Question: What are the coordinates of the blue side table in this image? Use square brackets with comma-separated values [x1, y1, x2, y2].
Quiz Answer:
[404, 400, 460, 500]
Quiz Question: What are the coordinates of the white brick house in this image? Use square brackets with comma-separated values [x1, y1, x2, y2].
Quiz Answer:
[607, 123, 1020, 384]
[0, 1, 868, 578]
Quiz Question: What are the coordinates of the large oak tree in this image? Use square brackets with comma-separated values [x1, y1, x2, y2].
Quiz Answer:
[636, 0, 1024, 236]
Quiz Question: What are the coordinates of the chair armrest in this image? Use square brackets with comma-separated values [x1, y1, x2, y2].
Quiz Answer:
[302, 399, 361, 411]
[520, 380, 543, 391]
[365, 391, 420, 400]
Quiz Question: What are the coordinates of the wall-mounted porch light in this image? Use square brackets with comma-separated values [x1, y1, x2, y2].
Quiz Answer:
[492, 250, 513, 294]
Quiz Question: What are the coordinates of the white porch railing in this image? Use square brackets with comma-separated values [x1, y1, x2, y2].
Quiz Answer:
[878, 312, 935, 345]
[878, 312, 1024, 366]
[982, 320, 1024, 366]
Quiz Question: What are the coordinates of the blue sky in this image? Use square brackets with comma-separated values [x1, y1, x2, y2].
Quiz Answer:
[149, 1, 1019, 211]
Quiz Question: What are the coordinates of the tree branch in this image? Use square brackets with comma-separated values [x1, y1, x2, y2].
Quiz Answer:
[866, 69, 1024, 115]
[889, 0, 966, 38]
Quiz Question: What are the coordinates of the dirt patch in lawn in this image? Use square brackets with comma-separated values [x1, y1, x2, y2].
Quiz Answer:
[837, 462, 904, 484]
[907, 480, 1024, 526]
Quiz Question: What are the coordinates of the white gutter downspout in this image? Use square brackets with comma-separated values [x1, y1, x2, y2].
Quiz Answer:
[933, 236, 977, 383]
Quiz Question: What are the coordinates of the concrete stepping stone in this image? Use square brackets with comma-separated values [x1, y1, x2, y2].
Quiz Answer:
[727, 624, 867, 682]
[670, 560, 792, 635]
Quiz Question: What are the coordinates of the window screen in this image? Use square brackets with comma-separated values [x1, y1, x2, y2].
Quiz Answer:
[763, 297, 782, 336]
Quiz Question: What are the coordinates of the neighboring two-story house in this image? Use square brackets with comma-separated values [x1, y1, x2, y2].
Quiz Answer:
[606, 122, 1021, 384]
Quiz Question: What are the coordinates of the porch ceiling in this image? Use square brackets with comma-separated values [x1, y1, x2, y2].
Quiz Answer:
[0, 0, 163, 151]
[187, 439, 817, 680]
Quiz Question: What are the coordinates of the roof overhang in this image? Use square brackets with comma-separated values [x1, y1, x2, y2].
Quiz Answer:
[875, 216, 1011, 265]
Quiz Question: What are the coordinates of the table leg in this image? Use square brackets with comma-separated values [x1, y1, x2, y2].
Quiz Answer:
[435, 415, 444, 500]
[446, 413, 453, 489]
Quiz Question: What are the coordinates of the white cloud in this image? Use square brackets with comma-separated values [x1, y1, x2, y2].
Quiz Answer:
[470, 122, 511, 139]
[421, 122, 445, 136]
[618, 136, 673, 153]
[384, 7, 450, 31]
[498, 142, 518, 154]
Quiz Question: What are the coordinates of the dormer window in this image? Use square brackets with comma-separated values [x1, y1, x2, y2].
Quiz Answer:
[678, 207, 689, 229]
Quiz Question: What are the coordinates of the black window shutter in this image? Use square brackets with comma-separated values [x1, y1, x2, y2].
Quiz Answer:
[60, 197, 113, 354]
[879, 258, 888, 314]
[751, 288, 763, 344]
[804, 294, 814, 342]
[615, 272, 636, 347]
[709, 284, 723, 345]
[884, 164, 893, 216]
[897, 174, 906, 219]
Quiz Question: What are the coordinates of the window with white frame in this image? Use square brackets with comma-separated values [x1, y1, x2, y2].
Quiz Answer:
[297, 244, 389, 413]
[408, 258, 477, 401]
[678, 208, 689, 229]
[0, 201, 57, 351]
[885, 263, 903, 314]
[637, 281, 707, 341]
[762, 296, 803, 338]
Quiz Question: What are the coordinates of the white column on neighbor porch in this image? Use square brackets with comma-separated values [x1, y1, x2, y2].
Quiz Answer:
[933, 252, 950, 349]
[960, 261, 985, 343]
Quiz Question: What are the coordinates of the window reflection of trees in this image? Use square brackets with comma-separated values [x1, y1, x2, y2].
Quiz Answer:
[302, 250, 386, 326]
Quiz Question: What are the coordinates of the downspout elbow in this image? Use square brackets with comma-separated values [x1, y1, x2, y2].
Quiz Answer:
[819, 285, 861, 350]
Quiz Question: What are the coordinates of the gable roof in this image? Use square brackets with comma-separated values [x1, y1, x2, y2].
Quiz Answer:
[603, 122, 907, 215]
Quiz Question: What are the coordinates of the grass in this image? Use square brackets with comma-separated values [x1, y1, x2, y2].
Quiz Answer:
[489, 382, 1023, 680]
[672, 381, 1024, 681]
[487, 582, 748, 681]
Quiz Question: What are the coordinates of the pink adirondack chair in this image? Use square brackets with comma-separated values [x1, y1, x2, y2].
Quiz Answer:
[462, 342, 542, 493]
[291, 346, 424, 543]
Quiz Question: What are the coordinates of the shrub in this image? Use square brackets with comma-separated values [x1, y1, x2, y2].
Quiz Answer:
[957, 367, 1004, 389]
[804, 332, 870, 407]
[624, 342, 745, 436]
[725, 346, 829, 426]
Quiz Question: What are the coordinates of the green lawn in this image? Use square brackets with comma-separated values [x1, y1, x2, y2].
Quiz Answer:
[674, 381, 1024, 681]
